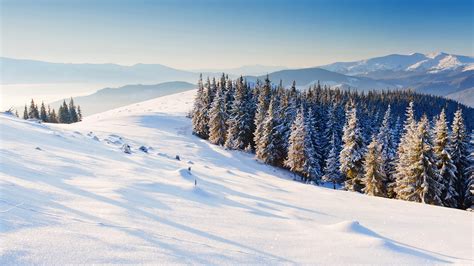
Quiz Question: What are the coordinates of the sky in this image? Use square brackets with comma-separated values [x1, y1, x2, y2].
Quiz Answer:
[1, 0, 473, 69]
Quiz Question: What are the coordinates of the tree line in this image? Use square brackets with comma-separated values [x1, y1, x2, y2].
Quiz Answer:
[18, 98, 82, 124]
[191, 74, 474, 210]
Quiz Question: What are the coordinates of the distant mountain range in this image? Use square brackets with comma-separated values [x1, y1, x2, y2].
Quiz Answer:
[50, 81, 195, 116]
[0, 57, 203, 84]
[319, 52, 474, 106]
[3, 52, 474, 110]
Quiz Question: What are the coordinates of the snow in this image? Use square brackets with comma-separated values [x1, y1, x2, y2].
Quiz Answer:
[1, 90, 473, 264]
[322, 52, 474, 75]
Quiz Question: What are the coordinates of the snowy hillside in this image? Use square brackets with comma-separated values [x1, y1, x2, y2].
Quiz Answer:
[321, 52, 474, 75]
[1, 91, 472, 264]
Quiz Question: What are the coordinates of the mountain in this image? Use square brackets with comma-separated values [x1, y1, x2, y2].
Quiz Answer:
[321, 52, 474, 75]
[246, 67, 397, 91]
[195, 65, 288, 76]
[0, 57, 205, 84]
[447, 87, 474, 107]
[319, 52, 474, 106]
[49, 81, 195, 116]
[1, 90, 471, 264]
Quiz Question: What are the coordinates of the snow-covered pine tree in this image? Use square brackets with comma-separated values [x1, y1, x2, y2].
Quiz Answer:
[28, 99, 39, 119]
[285, 108, 314, 182]
[339, 102, 365, 192]
[23, 105, 28, 120]
[69, 98, 78, 123]
[255, 97, 284, 166]
[225, 77, 253, 150]
[253, 76, 272, 148]
[362, 136, 387, 197]
[449, 109, 470, 208]
[279, 82, 298, 151]
[433, 109, 458, 208]
[304, 107, 322, 180]
[192, 74, 210, 138]
[418, 116, 443, 205]
[208, 86, 227, 146]
[377, 105, 397, 198]
[394, 102, 418, 199]
[40, 102, 48, 122]
[322, 131, 341, 189]
[464, 134, 473, 210]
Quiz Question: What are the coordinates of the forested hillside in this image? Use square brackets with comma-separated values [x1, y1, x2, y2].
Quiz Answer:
[192, 74, 474, 210]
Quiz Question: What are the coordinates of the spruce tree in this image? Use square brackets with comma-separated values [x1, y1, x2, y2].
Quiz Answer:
[50, 109, 58, 123]
[192, 74, 209, 138]
[208, 87, 227, 145]
[225, 76, 253, 150]
[394, 102, 418, 199]
[322, 132, 341, 189]
[362, 136, 387, 197]
[58, 100, 70, 123]
[377, 105, 397, 198]
[28, 99, 39, 119]
[339, 103, 365, 192]
[433, 109, 458, 207]
[418, 116, 443, 205]
[69, 98, 78, 123]
[23, 105, 28, 120]
[77, 106, 82, 121]
[464, 134, 473, 210]
[256, 98, 284, 166]
[304, 107, 323, 179]
[253, 76, 272, 149]
[449, 109, 470, 208]
[40, 102, 48, 122]
[285, 108, 312, 182]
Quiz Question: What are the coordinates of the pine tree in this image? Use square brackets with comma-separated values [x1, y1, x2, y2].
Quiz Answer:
[377, 105, 397, 198]
[253, 76, 272, 149]
[28, 99, 39, 119]
[450, 109, 470, 208]
[322, 132, 341, 189]
[304, 107, 323, 179]
[58, 100, 70, 123]
[208, 87, 227, 145]
[339, 103, 365, 192]
[394, 102, 418, 199]
[69, 98, 78, 123]
[305, 107, 324, 171]
[256, 98, 284, 165]
[77, 106, 82, 121]
[464, 134, 473, 210]
[23, 105, 28, 120]
[418, 116, 443, 205]
[395, 115, 443, 205]
[362, 136, 387, 197]
[192, 74, 209, 138]
[285, 108, 308, 181]
[225, 77, 253, 150]
[433, 109, 458, 207]
[40, 102, 48, 122]
[50, 108, 58, 123]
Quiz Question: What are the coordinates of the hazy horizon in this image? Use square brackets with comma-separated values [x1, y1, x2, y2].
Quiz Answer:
[1, 0, 472, 70]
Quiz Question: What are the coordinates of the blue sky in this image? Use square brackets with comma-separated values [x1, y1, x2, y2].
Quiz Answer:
[1, 0, 472, 69]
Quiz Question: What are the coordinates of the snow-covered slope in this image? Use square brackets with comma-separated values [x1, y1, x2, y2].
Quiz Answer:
[1, 91, 472, 264]
[321, 52, 474, 75]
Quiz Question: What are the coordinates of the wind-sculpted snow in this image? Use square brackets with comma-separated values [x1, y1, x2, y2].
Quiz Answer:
[0, 90, 472, 264]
